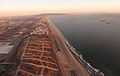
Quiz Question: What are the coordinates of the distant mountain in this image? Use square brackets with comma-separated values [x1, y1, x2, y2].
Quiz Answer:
[0, 13, 69, 18]
[34, 13, 69, 16]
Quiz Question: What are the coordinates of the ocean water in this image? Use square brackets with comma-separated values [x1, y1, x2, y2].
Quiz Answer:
[49, 14, 120, 76]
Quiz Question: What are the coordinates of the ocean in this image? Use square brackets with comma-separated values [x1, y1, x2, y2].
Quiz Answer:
[49, 14, 120, 76]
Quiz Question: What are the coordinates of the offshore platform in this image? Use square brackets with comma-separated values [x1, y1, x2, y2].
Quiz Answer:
[0, 16, 104, 76]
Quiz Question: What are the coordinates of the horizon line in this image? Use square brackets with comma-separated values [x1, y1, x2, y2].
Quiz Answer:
[1, 12, 120, 18]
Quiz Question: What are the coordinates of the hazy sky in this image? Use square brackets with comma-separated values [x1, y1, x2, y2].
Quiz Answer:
[0, 0, 120, 16]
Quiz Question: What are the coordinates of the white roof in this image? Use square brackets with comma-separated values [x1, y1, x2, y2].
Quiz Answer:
[0, 45, 13, 54]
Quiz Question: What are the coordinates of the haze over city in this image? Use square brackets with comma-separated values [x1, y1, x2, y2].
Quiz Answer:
[1, 0, 120, 76]
[0, 0, 120, 17]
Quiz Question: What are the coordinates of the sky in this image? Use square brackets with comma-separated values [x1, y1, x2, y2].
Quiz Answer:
[0, 0, 120, 16]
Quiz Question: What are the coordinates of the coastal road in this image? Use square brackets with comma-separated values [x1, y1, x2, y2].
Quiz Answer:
[47, 17, 90, 76]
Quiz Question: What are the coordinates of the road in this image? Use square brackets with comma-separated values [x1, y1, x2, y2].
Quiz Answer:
[0, 16, 92, 76]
